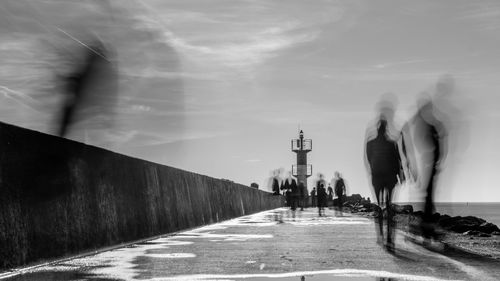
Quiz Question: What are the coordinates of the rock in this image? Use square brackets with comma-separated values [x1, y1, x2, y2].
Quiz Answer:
[430, 212, 441, 222]
[477, 222, 500, 234]
[464, 230, 492, 237]
[450, 223, 477, 233]
[463, 230, 482, 236]
[437, 214, 451, 226]
[440, 215, 487, 233]
[344, 194, 363, 204]
[413, 211, 424, 218]
[492, 231, 500, 236]
[391, 204, 413, 214]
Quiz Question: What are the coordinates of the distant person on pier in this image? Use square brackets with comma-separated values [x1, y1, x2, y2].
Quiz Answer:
[310, 187, 317, 207]
[298, 181, 307, 211]
[281, 172, 297, 210]
[365, 113, 405, 252]
[327, 184, 334, 207]
[317, 183, 327, 216]
[271, 170, 281, 196]
[333, 171, 346, 213]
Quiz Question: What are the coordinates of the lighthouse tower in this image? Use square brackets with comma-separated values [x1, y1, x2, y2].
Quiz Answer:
[291, 130, 312, 188]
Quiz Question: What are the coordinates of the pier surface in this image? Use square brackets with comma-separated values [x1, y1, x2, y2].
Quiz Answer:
[2, 208, 500, 281]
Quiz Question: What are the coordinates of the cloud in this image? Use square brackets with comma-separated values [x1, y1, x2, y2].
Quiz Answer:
[373, 59, 431, 69]
[458, 1, 500, 30]
[131, 2, 323, 69]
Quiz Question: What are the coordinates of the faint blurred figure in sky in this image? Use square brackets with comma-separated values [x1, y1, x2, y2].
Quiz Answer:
[57, 38, 117, 137]
[365, 95, 406, 252]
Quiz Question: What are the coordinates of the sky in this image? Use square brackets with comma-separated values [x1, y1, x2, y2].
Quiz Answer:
[1, 0, 500, 202]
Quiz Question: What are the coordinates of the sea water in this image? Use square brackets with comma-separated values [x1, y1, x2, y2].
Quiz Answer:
[409, 202, 500, 226]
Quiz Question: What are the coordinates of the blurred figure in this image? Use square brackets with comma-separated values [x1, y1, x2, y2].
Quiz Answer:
[310, 187, 317, 208]
[315, 173, 327, 215]
[298, 181, 307, 211]
[333, 171, 346, 213]
[317, 183, 327, 216]
[327, 183, 334, 207]
[271, 169, 281, 195]
[365, 95, 406, 251]
[281, 171, 297, 210]
[57, 38, 117, 137]
[404, 92, 448, 242]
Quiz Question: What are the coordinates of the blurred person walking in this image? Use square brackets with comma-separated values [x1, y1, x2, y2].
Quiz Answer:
[404, 93, 448, 243]
[333, 172, 346, 213]
[310, 187, 317, 208]
[298, 181, 307, 211]
[365, 118, 405, 252]
[317, 183, 327, 216]
[327, 184, 334, 207]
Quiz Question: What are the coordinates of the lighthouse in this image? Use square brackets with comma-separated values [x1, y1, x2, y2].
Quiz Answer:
[291, 130, 312, 188]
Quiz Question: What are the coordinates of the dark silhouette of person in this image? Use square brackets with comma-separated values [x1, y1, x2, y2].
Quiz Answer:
[365, 119, 404, 251]
[281, 174, 297, 210]
[333, 171, 346, 212]
[298, 181, 307, 211]
[317, 183, 327, 216]
[272, 170, 281, 196]
[327, 184, 333, 207]
[310, 187, 317, 207]
[290, 179, 299, 211]
[281, 177, 290, 206]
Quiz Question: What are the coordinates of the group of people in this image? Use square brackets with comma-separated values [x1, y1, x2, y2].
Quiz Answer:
[269, 76, 455, 253]
[365, 81, 451, 251]
[270, 170, 347, 216]
[271, 171, 307, 211]
[310, 172, 346, 216]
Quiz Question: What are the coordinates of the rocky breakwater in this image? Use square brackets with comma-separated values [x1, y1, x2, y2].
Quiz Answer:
[409, 211, 500, 237]
[333, 194, 379, 213]
[337, 196, 500, 259]
[338, 195, 500, 238]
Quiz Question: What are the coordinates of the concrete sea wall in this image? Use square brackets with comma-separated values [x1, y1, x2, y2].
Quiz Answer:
[0, 122, 282, 269]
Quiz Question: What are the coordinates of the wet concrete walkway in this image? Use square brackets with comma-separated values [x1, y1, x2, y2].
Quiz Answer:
[2, 208, 500, 281]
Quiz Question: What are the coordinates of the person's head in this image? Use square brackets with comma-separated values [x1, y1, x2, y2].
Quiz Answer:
[334, 171, 340, 178]
[376, 92, 398, 123]
[320, 183, 324, 188]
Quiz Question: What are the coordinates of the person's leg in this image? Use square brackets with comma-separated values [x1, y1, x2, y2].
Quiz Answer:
[386, 184, 396, 250]
[422, 165, 437, 240]
[372, 177, 384, 244]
